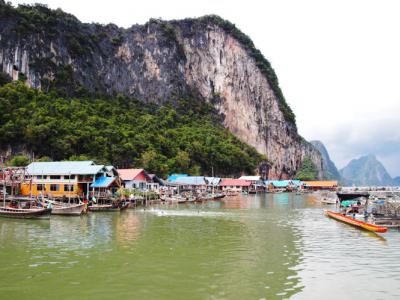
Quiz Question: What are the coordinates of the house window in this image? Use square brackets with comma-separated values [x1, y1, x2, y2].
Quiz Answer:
[50, 175, 61, 180]
[36, 175, 43, 180]
[50, 184, 60, 191]
[36, 184, 44, 191]
[64, 184, 74, 192]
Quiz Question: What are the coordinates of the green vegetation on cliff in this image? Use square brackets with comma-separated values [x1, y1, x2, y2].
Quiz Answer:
[0, 82, 265, 177]
[295, 158, 318, 181]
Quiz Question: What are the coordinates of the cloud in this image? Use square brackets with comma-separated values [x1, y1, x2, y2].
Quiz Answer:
[302, 113, 400, 177]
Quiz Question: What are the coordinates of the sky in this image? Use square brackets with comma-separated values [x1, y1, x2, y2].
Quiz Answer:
[10, 0, 400, 177]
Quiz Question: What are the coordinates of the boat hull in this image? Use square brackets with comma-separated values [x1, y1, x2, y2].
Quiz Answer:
[0, 207, 52, 219]
[325, 210, 387, 233]
[51, 203, 85, 216]
[321, 199, 337, 205]
[88, 203, 128, 212]
[337, 192, 369, 201]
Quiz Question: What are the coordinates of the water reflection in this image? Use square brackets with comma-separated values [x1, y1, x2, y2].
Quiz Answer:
[1, 194, 399, 299]
[221, 195, 252, 209]
[115, 212, 141, 247]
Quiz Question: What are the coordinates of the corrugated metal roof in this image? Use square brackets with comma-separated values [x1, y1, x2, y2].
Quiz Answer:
[269, 180, 289, 187]
[220, 179, 251, 187]
[265, 180, 304, 187]
[91, 176, 116, 188]
[239, 176, 261, 181]
[27, 161, 105, 175]
[167, 174, 188, 181]
[173, 176, 206, 185]
[303, 181, 338, 187]
[291, 180, 303, 186]
[205, 177, 221, 186]
[117, 169, 150, 181]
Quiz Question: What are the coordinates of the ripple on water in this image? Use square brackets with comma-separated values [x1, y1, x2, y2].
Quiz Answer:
[1, 194, 400, 300]
[290, 207, 400, 299]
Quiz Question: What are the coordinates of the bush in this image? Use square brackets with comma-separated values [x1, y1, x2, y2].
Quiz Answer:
[7, 155, 30, 167]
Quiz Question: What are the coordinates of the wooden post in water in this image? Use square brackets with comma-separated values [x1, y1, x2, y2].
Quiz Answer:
[68, 171, 71, 204]
[3, 169, 6, 208]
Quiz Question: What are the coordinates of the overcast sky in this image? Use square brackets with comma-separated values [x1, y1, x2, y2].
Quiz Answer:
[10, 0, 400, 177]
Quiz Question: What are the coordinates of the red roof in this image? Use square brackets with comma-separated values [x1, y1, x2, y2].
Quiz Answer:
[117, 169, 150, 181]
[219, 179, 251, 187]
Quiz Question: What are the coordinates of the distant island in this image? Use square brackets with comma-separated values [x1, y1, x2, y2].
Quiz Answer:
[340, 154, 395, 186]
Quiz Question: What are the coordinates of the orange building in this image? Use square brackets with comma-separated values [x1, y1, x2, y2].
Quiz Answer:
[21, 161, 118, 199]
[302, 181, 338, 191]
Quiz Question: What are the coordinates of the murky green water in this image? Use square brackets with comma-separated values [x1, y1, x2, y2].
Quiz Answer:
[1, 194, 400, 299]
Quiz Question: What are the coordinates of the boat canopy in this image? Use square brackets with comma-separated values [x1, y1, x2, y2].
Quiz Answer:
[341, 200, 358, 207]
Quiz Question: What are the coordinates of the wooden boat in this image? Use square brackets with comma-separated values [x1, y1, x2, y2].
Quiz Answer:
[321, 198, 337, 205]
[225, 191, 239, 197]
[88, 202, 129, 212]
[212, 193, 226, 200]
[337, 192, 369, 201]
[325, 210, 387, 233]
[51, 203, 86, 216]
[0, 207, 52, 219]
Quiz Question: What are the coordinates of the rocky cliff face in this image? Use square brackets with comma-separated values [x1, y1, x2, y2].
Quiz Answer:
[310, 140, 341, 180]
[0, 3, 324, 179]
[340, 154, 394, 186]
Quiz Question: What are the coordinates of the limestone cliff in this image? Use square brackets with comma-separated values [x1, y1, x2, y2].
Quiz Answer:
[340, 155, 394, 186]
[0, 3, 324, 178]
[310, 140, 341, 180]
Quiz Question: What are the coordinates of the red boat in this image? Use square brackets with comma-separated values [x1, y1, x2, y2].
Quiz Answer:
[325, 210, 387, 233]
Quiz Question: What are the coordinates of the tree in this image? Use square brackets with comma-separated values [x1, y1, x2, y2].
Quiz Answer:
[296, 158, 317, 181]
[7, 155, 30, 167]
[37, 156, 52, 162]
[0, 82, 264, 177]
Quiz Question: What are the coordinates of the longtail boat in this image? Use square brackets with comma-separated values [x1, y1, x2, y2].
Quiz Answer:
[325, 210, 387, 233]
[88, 202, 129, 212]
[0, 207, 52, 219]
[337, 192, 369, 201]
[51, 203, 86, 216]
[321, 198, 337, 204]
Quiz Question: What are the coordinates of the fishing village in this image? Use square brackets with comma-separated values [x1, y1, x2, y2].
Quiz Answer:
[1, 160, 400, 236]
[2, 1, 400, 299]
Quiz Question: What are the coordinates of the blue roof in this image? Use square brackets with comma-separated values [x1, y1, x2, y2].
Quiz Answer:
[173, 176, 206, 185]
[91, 176, 116, 188]
[265, 180, 304, 187]
[291, 180, 303, 186]
[27, 161, 106, 175]
[272, 180, 289, 187]
[205, 177, 221, 186]
[167, 174, 188, 181]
